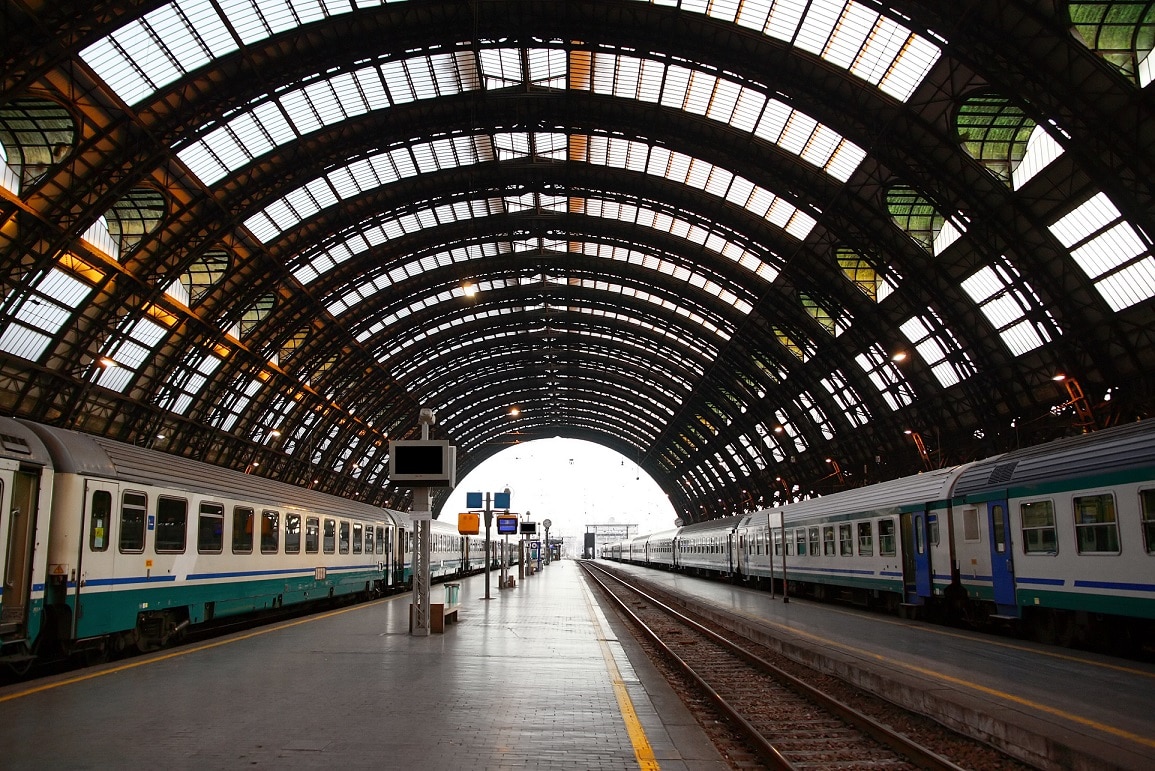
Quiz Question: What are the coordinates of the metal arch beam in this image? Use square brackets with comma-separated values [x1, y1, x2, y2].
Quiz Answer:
[400, 340, 692, 421]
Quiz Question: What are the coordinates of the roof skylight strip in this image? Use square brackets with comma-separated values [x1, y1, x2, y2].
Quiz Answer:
[389, 322, 705, 385]
[84, 1, 937, 109]
[325, 239, 756, 318]
[246, 132, 797, 269]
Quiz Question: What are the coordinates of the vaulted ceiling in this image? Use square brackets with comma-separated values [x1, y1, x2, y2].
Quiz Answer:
[2, 0, 1153, 522]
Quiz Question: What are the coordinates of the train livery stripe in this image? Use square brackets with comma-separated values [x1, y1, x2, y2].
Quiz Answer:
[1073, 579, 1155, 592]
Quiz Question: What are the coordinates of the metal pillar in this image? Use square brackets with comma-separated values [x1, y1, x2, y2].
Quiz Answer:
[410, 411, 435, 636]
[483, 492, 492, 600]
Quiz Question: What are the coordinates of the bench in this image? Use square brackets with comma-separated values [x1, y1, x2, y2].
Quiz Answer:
[409, 602, 460, 633]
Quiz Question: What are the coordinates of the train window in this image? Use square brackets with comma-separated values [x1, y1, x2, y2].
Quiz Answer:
[992, 505, 1007, 553]
[1020, 500, 1057, 554]
[962, 508, 981, 542]
[364, 525, 373, 554]
[928, 516, 940, 546]
[353, 523, 363, 554]
[306, 516, 319, 553]
[89, 490, 112, 552]
[808, 527, 820, 556]
[119, 491, 147, 552]
[323, 518, 336, 553]
[915, 515, 926, 555]
[155, 496, 188, 553]
[1142, 490, 1155, 554]
[857, 521, 873, 556]
[879, 519, 896, 557]
[285, 514, 301, 554]
[823, 526, 836, 555]
[794, 529, 805, 555]
[1074, 493, 1120, 554]
[261, 510, 279, 554]
[773, 529, 783, 557]
[339, 521, 350, 554]
[232, 507, 254, 553]
[197, 502, 224, 553]
[839, 524, 852, 556]
[377, 526, 386, 555]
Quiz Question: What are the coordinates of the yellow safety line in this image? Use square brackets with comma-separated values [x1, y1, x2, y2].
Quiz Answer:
[0, 596, 392, 704]
[725, 602, 1155, 750]
[580, 576, 661, 771]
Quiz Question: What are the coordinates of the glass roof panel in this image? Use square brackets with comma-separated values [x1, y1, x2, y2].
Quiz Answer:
[177, 49, 865, 189]
[1048, 191, 1155, 310]
[247, 133, 793, 276]
[85, 0, 933, 116]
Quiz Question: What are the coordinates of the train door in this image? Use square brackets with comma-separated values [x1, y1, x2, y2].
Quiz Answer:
[899, 510, 932, 604]
[72, 480, 119, 638]
[732, 530, 745, 577]
[986, 500, 1018, 616]
[1, 468, 41, 641]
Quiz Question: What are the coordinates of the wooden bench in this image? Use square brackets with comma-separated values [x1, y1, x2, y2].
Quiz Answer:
[409, 602, 460, 633]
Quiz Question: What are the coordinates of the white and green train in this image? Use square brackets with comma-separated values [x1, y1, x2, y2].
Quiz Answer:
[606, 419, 1155, 653]
[0, 418, 496, 669]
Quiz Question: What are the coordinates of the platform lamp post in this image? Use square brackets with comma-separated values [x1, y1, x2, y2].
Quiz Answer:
[543, 519, 552, 565]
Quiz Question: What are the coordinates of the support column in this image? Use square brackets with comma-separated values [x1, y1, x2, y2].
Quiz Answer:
[412, 486, 432, 636]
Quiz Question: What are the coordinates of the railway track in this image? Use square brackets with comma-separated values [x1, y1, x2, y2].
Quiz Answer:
[581, 560, 988, 771]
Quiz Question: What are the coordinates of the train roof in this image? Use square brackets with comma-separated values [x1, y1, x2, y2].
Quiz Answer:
[20, 420, 400, 526]
[0, 416, 53, 467]
[765, 463, 969, 525]
[953, 418, 1155, 497]
[678, 514, 744, 534]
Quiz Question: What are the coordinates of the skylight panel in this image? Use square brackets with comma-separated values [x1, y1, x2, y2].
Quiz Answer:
[1012, 125, 1064, 190]
[0, 269, 94, 361]
[900, 311, 976, 388]
[855, 345, 914, 410]
[824, 2, 876, 69]
[1049, 191, 1155, 310]
[875, 32, 941, 101]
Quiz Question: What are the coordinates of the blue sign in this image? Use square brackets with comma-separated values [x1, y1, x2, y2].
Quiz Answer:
[466, 492, 483, 509]
[147, 514, 155, 531]
[494, 491, 510, 509]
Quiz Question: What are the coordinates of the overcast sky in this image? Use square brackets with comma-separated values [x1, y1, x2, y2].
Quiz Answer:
[441, 437, 678, 551]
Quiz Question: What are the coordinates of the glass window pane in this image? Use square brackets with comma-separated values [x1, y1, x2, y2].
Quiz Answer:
[306, 516, 320, 554]
[1074, 494, 1119, 553]
[89, 490, 112, 552]
[286, 513, 302, 554]
[233, 507, 254, 553]
[324, 518, 336, 553]
[857, 521, 873, 555]
[1141, 490, 1155, 555]
[198, 502, 224, 553]
[879, 519, 896, 557]
[120, 491, 147, 552]
[156, 496, 187, 553]
[261, 510, 279, 554]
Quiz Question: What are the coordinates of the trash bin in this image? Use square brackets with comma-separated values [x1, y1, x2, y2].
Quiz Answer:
[445, 583, 460, 605]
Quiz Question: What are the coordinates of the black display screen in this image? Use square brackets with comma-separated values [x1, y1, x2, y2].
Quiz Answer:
[393, 444, 444, 475]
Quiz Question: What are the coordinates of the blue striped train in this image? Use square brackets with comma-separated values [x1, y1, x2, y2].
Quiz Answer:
[0, 417, 508, 670]
[605, 419, 1155, 654]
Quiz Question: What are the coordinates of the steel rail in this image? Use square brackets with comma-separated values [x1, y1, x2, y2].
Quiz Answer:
[582, 560, 967, 771]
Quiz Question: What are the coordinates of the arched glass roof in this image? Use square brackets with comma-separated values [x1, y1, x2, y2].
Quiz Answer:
[3, 0, 1154, 522]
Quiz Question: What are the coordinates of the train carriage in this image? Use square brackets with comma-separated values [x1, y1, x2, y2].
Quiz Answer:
[0, 418, 56, 664]
[766, 464, 971, 609]
[952, 420, 1155, 643]
[22, 420, 401, 655]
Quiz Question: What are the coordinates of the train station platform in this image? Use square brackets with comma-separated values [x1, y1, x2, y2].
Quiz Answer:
[0, 560, 727, 770]
[601, 560, 1155, 771]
